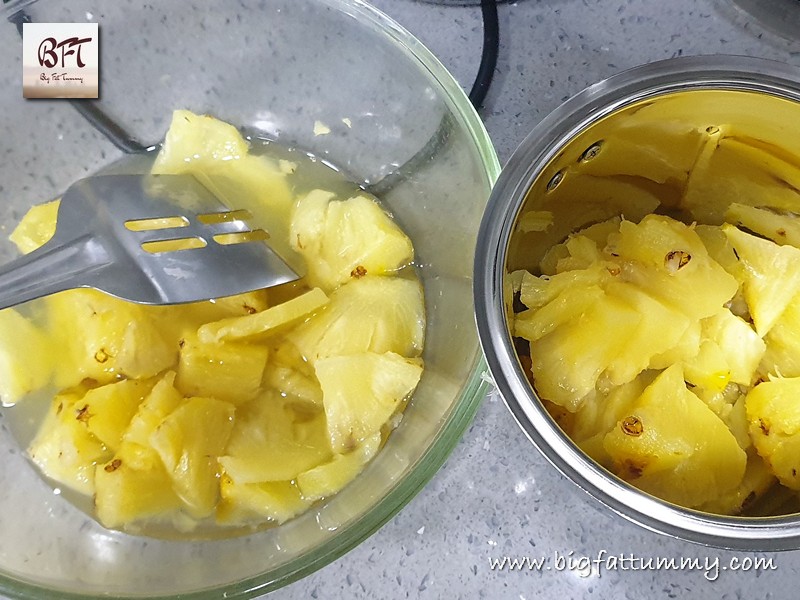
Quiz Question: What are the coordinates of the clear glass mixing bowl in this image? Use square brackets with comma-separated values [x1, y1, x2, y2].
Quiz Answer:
[0, 1, 500, 597]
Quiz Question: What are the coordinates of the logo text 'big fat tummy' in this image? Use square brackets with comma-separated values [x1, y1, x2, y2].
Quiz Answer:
[23, 23, 99, 99]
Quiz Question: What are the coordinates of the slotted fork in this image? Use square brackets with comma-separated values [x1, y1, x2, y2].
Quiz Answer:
[0, 174, 301, 309]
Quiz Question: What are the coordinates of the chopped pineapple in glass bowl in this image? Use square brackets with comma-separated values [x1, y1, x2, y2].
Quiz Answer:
[475, 55, 800, 550]
[0, 0, 499, 597]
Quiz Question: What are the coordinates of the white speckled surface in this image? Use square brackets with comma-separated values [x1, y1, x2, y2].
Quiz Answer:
[275, 1, 800, 598]
[3, 1, 800, 598]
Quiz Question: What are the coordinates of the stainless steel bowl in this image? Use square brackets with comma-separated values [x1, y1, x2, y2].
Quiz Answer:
[475, 55, 800, 550]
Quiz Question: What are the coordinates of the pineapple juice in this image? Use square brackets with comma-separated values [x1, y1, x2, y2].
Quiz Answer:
[1, 113, 426, 539]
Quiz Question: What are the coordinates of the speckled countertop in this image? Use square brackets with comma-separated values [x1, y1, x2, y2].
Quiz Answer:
[3, 1, 800, 599]
[276, 1, 800, 599]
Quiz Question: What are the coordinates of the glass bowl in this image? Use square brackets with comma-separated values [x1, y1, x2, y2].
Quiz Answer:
[0, 0, 500, 597]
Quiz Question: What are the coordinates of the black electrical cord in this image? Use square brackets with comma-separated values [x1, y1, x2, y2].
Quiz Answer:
[468, 0, 499, 111]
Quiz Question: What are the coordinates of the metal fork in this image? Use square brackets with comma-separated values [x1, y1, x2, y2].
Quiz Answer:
[0, 174, 301, 308]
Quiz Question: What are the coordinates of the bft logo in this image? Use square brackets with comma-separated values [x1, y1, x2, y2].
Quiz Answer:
[22, 23, 99, 99]
[37, 36, 93, 69]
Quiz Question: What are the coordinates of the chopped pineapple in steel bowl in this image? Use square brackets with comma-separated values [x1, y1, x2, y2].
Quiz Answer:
[475, 55, 800, 550]
[0, 0, 498, 597]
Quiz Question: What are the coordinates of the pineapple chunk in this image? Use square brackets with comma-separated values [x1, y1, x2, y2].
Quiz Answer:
[569, 372, 656, 446]
[290, 189, 414, 291]
[175, 333, 268, 405]
[76, 378, 157, 452]
[45, 289, 177, 387]
[603, 364, 746, 508]
[151, 110, 300, 280]
[529, 291, 641, 411]
[683, 137, 800, 225]
[517, 210, 554, 233]
[197, 288, 328, 343]
[28, 388, 111, 495]
[218, 392, 331, 483]
[150, 396, 235, 518]
[682, 340, 731, 392]
[517, 263, 615, 310]
[761, 294, 800, 377]
[745, 376, 800, 490]
[288, 276, 425, 364]
[297, 433, 381, 501]
[726, 203, 800, 248]
[94, 442, 183, 529]
[216, 477, 311, 526]
[699, 451, 777, 515]
[315, 352, 423, 452]
[602, 281, 693, 386]
[608, 215, 738, 321]
[539, 217, 621, 275]
[123, 371, 183, 448]
[152, 110, 249, 168]
[515, 284, 605, 343]
[262, 341, 323, 407]
[0, 308, 54, 405]
[9, 199, 59, 254]
[701, 309, 765, 386]
[722, 224, 800, 336]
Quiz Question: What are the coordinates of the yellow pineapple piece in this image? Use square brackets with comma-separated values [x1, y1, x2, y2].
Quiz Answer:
[514, 284, 605, 343]
[648, 320, 701, 370]
[290, 189, 414, 291]
[315, 351, 423, 452]
[700, 309, 765, 386]
[608, 215, 738, 321]
[151, 110, 300, 280]
[150, 396, 235, 518]
[9, 199, 59, 254]
[45, 289, 177, 387]
[529, 292, 641, 411]
[745, 376, 800, 490]
[152, 110, 249, 168]
[216, 476, 311, 526]
[517, 210, 554, 233]
[723, 224, 800, 336]
[761, 294, 800, 378]
[297, 433, 381, 501]
[197, 287, 328, 343]
[689, 383, 751, 449]
[683, 137, 800, 225]
[76, 378, 157, 452]
[210, 289, 270, 316]
[288, 276, 425, 364]
[0, 308, 54, 405]
[539, 217, 621, 276]
[175, 333, 268, 405]
[262, 341, 323, 407]
[123, 371, 183, 448]
[682, 340, 731, 392]
[602, 281, 693, 386]
[603, 364, 746, 508]
[517, 262, 615, 310]
[726, 203, 800, 248]
[28, 388, 111, 495]
[218, 392, 331, 483]
[94, 442, 183, 529]
[699, 451, 777, 515]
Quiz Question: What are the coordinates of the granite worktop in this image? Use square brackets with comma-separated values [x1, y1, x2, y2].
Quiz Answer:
[277, 1, 800, 598]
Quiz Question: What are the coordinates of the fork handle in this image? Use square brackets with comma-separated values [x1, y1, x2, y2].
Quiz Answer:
[0, 236, 112, 311]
